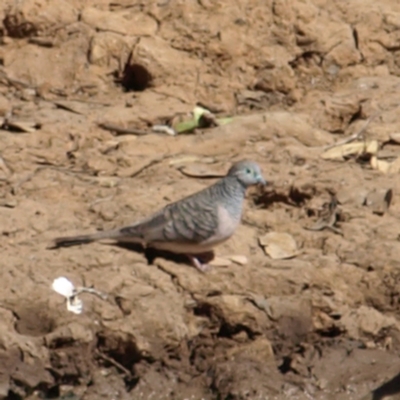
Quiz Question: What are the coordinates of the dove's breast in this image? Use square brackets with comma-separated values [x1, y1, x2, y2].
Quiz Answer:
[203, 204, 241, 243]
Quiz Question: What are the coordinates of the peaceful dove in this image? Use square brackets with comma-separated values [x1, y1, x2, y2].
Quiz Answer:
[50, 160, 266, 271]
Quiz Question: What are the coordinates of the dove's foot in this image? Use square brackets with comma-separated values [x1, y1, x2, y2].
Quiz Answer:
[188, 256, 211, 272]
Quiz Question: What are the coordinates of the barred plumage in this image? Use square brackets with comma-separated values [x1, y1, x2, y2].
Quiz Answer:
[50, 160, 266, 272]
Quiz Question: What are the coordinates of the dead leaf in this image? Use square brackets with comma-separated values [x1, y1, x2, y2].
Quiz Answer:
[389, 132, 400, 144]
[228, 255, 248, 265]
[370, 156, 389, 173]
[100, 140, 120, 155]
[371, 156, 400, 174]
[0, 198, 17, 208]
[28, 151, 61, 166]
[2, 119, 40, 133]
[321, 140, 379, 160]
[209, 257, 232, 267]
[97, 177, 120, 188]
[259, 232, 298, 260]
[54, 100, 102, 115]
[364, 188, 393, 215]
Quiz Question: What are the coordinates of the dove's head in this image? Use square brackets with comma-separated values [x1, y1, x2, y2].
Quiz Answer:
[228, 160, 266, 188]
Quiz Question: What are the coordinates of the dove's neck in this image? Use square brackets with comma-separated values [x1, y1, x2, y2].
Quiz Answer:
[215, 176, 247, 217]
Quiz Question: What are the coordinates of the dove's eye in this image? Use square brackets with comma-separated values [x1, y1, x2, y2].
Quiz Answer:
[246, 168, 252, 174]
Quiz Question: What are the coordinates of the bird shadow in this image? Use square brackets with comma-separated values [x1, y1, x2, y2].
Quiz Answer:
[106, 242, 214, 270]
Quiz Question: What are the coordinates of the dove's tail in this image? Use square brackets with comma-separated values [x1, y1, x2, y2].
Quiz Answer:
[49, 228, 132, 249]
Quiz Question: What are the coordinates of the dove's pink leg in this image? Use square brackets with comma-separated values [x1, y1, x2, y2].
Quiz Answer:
[187, 255, 211, 272]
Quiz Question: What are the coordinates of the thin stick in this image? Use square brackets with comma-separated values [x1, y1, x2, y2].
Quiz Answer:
[130, 156, 169, 178]
[74, 286, 108, 301]
[177, 166, 224, 179]
[97, 122, 150, 136]
[95, 349, 132, 377]
[324, 112, 380, 151]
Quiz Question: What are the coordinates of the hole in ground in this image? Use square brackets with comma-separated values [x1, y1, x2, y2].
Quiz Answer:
[3, 16, 37, 38]
[193, 303, 213, 318]
[96, 333, 142, 391]
[7, 391, 23, 400]
[96, 333, 142, 372]
[278, 356, 292, 374]
[40, 384, 60, 399]
[317, 325, 343, 338]
[217, 323, 255, 340]
[13, 305, 55, 336]
[120, 63, 153, 91]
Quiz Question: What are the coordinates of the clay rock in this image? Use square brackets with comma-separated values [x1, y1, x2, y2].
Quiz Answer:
[339, 240, 400, 271]
[44, 322, 94, 347]
[202, 295, 271, 334]
[262, 296, 313, 345]
[299, 90, 363, 133]
[88, 32, 137, 71]
[350, 0, 398, 65]
[129, 36, 202, 88]
[94, 264, 191, 355]
[2, 35, 89, 88]
[0, 309, 54, 398]
[364, 188, 393, 215]
[340, 305, 399, 340]
[262, 111, 333, 146]
[312, 347, 400, 397]
[81, 7, 157, 37]
[292, 0, 361, 70]
[0, 347, 51, 398]
[3, 0, 78, 38]
[336, 186, 370, 206]
[254, 64, 296, 94]
[211, 340, 282, 400]
[306, 75, 400, 142]
[187, 111, 333, 153]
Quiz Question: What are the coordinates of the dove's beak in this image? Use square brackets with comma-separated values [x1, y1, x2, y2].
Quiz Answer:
[257, 175, 267, 186]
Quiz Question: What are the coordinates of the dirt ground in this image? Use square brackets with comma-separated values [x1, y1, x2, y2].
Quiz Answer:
[1, 0, 400, 399]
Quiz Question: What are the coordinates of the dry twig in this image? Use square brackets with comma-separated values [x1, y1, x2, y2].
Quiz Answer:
[95, 349, 132, 377]
[97, 122, 150, 136]
[324, 112, 381, 151]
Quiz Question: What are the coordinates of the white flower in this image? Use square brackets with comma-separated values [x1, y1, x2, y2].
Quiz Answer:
[67, 296, 83, 315]
[51, 277, 107, 315]
[52, 277, 83, 314]
[52, 277, 75, 298]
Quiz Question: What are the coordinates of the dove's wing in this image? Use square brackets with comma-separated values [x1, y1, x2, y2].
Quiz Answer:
[119, 187, 220, 244]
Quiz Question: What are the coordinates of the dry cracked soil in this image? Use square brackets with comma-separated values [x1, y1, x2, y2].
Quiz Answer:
[1, 0, 400, 399]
